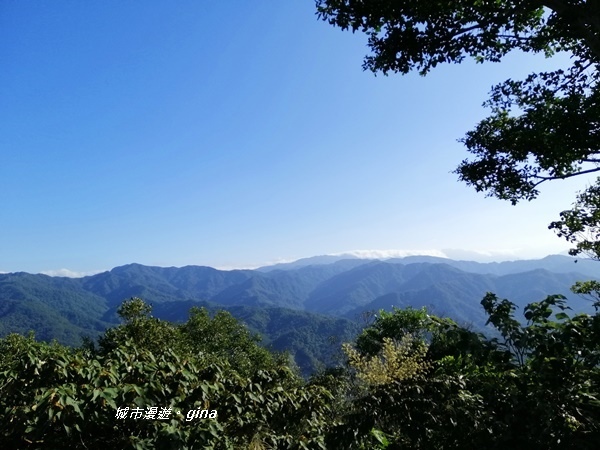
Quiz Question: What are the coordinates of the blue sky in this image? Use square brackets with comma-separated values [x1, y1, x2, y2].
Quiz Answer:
[0, 1, 592, 275]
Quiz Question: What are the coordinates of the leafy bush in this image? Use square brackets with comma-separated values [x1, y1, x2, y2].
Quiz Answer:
[0, 299, 332, 449]
[2, 295, 598, 448]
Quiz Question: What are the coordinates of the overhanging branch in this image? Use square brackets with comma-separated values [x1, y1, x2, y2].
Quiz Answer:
[532, 166, 600, 187]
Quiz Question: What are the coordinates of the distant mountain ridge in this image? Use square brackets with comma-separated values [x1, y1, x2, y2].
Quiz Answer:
[259, 253, 598, 277]
[1, 254, 598, 374]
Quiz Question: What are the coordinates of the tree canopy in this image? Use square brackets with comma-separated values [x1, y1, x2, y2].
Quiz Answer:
[316, 0, 600, 255]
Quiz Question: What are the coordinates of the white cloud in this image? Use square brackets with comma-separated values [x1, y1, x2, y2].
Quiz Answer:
[332, 249, 449, 259]
[441, 248, 523, 262]
[40, 269, 104, 278]
[214, 264, 262, 271]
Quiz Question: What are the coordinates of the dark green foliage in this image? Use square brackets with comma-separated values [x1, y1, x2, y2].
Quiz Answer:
[316, 0, 555, 75]
[314, 296, 600, 449]
[550, 180, 600, 260]
[326, 374, 488, 450]
[99, 298, 280, 377]
[478, 293, 600, 448]
[178, 306, 280, 377]
[0, 300, 332, 449]
[1, 295, 599, 447]
[98, 298, 182, 357]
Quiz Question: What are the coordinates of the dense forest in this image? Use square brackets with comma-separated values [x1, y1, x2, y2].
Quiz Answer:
[1, 294, 598, 448]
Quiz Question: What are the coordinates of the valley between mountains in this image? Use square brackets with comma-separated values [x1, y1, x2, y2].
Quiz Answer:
[1, 254, 597, 375]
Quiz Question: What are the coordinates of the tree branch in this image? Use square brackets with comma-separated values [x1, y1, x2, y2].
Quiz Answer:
[497, 34, 536, 42]
[450, 24, 483, 38]
[532, 166, 600, 187]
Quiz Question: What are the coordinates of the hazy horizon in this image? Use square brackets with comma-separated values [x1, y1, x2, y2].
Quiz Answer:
[0, 248, 579, 278]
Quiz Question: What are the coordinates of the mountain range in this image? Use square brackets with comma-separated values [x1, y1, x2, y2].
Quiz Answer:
[1, 254, 598, 375]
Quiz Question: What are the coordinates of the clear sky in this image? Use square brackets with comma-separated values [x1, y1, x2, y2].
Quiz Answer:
[0, 1, 592, 275]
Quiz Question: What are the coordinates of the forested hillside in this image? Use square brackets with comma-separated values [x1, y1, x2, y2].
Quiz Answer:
[0, 256, 596, 375]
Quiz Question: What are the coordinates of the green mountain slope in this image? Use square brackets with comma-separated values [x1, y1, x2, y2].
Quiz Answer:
[0, 256, 597, 374]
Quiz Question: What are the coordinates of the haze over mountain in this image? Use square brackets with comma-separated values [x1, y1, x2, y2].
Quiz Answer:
[30, 249, 573, 278]
[1, 253, 597, 374]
